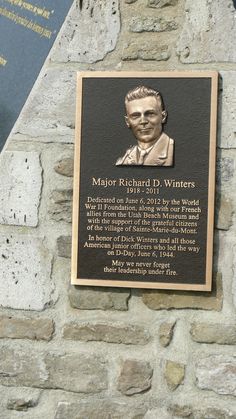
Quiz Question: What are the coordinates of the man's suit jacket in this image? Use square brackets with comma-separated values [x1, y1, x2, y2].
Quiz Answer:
[116, 132, 174, 166]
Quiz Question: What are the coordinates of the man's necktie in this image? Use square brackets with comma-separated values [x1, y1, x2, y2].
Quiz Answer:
[138, 149, 147, 165]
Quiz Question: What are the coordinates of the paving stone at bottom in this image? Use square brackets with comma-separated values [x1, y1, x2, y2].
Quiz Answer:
[142, 273, 222, 311]
[55, 400, 148, 419]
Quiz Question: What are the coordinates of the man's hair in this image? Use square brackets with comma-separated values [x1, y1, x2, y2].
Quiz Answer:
[125, 85, 165, 111]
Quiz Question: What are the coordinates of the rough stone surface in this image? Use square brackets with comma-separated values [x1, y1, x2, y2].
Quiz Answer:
[0, 151, 42, 227]
[0, 348, 48, 388]
[63, 322, 150, 345]
[49, 189, 72, 223]
[45, 353, 108, 393]
[54, 157, 73, 177]
[0, 234, 53, 310]
[159, 320, 176, 347]
[164, 360, 185, 390]
[69, 285, 130, 311]
[0, 316, 54, 341]
[7, 397, 38, 412]
[12, 70, 75, 143]
[122, 43, 170, 61]
[196, 355, 236, 396]
[129, 16, 178, 32]
[215, 195, 233, 230]
[190, 322, 236, 345]
[55, 400, 148, 419]
[147, 0, 179, 7]
[1, 387, 41, 416]
[168, 404, 192, 418]
[51, 0, 120, 63]
[177, 1, 236, 63]
[144, 409, 171, 419]
[197, 408, 236, 419]
[168, 405, 236, 419]
[216, 156, 235, 184]
[57, 235, 71, 258]
[142, 273, 222, 311]
[117, 360, 153, 395]
[219, 72, 236, 148]
[0, 348, 108, 394]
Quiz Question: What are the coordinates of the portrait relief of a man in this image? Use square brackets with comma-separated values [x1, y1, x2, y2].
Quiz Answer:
[116, 85, 174, 166]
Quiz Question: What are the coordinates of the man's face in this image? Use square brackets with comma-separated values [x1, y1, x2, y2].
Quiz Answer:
[125, 96, 166, 146]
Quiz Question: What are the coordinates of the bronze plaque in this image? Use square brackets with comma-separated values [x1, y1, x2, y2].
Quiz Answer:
[71, 71, 218, 291]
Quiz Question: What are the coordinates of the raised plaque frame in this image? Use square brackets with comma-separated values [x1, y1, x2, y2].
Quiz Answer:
[71, 71, 218, 291]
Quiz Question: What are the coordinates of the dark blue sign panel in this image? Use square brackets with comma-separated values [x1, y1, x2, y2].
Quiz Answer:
[0, 0, 74, 151]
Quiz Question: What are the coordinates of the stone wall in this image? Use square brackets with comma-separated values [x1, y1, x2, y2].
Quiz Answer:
[0, 0, 236, 418]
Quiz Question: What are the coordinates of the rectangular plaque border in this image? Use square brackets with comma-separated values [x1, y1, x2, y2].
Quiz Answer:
[71, 71, 218, 291]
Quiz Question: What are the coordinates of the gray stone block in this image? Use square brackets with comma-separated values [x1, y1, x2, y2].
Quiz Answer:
[49, 189, 73, 223]
[164, 360, 185, 391]
[0, 152, 42, 227]
[50, 0, 120, 63]
[216, 156, 235, 184]
[12, 70, 76, 143]
[196, 355, 236, 396]
[168, 404, 236, 419]
[68, 285, 130, 310]
[57, 235, 72, 258]
[219, 72, 236, 148]
[54, 157, 73, 177]
[215, 195, 233, 231]
[63, 322, 151, 345]
[130, 16, 178, 32]
[147, 0, 179, 8]
[0, 316, 54, 341]
[45, 353, 108, 393]
[0, 348, 108, 394]
[159, 320, 176, 347]
[190, 322, 236, 345]
[177, 1, 236, 63]
[55, 400, 148, 419]
[0, 234, 53, 310]
[122, 43, 170, 61]
[142, 273, 223, 311]
[117, 359, 153, 395]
